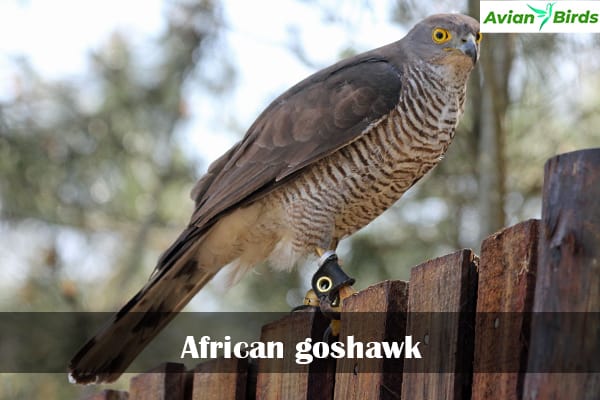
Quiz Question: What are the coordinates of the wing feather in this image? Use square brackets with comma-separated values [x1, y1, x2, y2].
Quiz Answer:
[191, 44, 405, 229]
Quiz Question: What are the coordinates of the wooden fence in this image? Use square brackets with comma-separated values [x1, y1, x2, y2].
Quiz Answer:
[85, 148, 600, 400]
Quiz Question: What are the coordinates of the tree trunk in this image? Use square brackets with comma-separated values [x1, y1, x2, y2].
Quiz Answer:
[468, 0, 514, 240]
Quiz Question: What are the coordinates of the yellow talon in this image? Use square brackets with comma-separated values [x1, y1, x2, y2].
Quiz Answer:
[303, 289, 320, 307]
[338, 284, 357, 304]
[329, 319, 341, 337]
[315, 247, 326, 257]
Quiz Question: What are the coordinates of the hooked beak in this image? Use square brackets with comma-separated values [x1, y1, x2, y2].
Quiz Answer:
[459, 35, 478, 64]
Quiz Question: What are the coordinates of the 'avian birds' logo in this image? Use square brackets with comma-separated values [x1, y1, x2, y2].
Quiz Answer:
[527, 2, 555, 31]
[480, 1, 600, 33]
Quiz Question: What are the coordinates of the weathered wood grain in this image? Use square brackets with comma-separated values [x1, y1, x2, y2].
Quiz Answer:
[523, 149, 600, 400]
[334, 280, 409, 400]
[471, 219, 539, 400]
[128, 362, 188, 400]
[401, 249, 478, 400]
[255, 309, 334, 400]
[192, 357, 248, 400]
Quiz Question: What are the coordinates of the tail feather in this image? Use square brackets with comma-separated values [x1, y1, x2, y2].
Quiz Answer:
[69, 230, 214, 384]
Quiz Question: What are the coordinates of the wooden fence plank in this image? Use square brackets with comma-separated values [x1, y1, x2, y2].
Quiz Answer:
[334, 280, 409, 400]
[255, 309, 334, 400]
[192, 357, 249, 400]
[523, 149, 600, 400]
[98, 149, 600, 400]
[401, 249, 478, 400]
[86, 390, 130, 400]
[471, 220, 539, 400]
[128, 362, 189, 400]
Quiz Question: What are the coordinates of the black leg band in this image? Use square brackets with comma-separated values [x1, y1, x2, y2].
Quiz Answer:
[311, 251, 355, 307]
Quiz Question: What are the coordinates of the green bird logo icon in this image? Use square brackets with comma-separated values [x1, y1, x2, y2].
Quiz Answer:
[528, 2, 556, 31]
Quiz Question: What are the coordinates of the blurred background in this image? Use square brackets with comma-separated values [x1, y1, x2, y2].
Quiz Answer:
[0, 0, 599, 398]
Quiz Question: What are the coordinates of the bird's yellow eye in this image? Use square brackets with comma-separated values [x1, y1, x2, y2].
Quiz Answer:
[476, 32, 483, 43]
[432, 28, 451, 44]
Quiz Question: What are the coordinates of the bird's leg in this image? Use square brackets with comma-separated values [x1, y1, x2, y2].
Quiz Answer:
[304, 248, 356, 339]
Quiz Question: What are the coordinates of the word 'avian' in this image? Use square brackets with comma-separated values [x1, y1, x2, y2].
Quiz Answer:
[70, 13, 481, 384]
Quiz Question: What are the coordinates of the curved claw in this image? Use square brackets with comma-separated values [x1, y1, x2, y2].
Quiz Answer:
[303, 289, 320, 307]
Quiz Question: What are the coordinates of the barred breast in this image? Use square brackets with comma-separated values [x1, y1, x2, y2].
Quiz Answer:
[266, 62, 468, 264]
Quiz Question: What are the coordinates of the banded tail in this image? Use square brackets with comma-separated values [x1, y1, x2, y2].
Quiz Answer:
[69, 227, 213, 384]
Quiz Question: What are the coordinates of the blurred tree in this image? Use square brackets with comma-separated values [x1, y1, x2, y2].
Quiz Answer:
[0, 1, 229, 396]
[1, 0, 600, 398]
[0, 0, 230, 313]
[470, 0, 512, 239]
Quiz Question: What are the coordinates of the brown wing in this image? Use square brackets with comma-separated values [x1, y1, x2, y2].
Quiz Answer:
[191, 46, 405, 229]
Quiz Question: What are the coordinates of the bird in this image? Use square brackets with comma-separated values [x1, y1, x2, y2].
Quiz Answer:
[69, 13, 481, 384]
[527, 2, 555, 31]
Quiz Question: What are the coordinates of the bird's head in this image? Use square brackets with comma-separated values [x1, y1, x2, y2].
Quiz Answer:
[404, 14, 481, 73]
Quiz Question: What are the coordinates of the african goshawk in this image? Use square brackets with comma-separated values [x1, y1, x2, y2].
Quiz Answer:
[70, 13, 481, 383]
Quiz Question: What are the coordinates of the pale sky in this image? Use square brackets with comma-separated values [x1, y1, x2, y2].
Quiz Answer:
[1, 1, 598, 312]
[0, 0, 413, 164]
[0, 0, 164, 78]
[0, 0, 408, 307]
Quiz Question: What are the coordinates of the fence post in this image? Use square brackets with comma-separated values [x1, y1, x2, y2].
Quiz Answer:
[523, 149, 600, 399]
[79, 148, 600, 400]
[85, 390, 129, 400]
[128, 362, 189, 400]
[191, 357, 249, 400]
[333, 280, 409, 400]
[471, 220, 539, 400]
[255, 308, 334, 400]
[400, 249, 478, 400]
